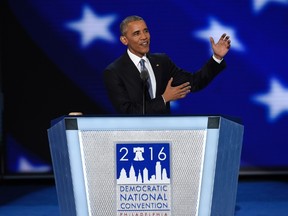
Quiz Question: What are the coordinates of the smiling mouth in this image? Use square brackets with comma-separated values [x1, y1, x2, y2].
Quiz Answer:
[141, 41, 149, 47]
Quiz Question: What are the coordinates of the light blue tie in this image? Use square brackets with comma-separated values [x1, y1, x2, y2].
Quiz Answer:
[140, 59, 153, 98]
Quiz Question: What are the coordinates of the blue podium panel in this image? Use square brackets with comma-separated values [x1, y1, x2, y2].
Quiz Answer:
[48, 116, 244, 216]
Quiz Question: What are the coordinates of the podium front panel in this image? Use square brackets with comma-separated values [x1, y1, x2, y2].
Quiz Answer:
[48, 116, 243, 216]
[79, 129, 206, 215]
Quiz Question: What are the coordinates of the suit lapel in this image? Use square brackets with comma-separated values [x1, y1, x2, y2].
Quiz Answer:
[121, 52, 143, 83]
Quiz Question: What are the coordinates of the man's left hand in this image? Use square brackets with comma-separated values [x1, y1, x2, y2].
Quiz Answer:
[210, 33, 231, 60]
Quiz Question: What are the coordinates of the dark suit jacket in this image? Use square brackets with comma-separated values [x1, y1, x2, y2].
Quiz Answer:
[103, 51, 226, 114]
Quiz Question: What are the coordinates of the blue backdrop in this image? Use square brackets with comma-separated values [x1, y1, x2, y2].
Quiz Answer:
[2, 0, 288, 175]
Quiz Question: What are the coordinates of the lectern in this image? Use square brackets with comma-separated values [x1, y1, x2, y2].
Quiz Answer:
[48, 115, 244, 216]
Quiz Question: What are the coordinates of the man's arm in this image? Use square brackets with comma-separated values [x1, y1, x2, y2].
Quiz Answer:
[160, 54, 226, 102]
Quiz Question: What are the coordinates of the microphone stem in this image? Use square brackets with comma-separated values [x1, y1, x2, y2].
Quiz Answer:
[142, 80, 146, 115]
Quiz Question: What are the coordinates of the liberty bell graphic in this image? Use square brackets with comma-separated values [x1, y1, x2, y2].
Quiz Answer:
[133, 147, 145, 161]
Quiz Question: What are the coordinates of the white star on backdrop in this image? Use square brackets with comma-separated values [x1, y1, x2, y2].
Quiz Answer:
[66, 5, 116, 48]
[253, 78, 288, 121]
[253, 0, 288, 13]
[194, 18, 244, 52]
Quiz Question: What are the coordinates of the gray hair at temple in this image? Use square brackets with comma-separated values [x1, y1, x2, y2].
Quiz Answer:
[120, 15, 144, 36]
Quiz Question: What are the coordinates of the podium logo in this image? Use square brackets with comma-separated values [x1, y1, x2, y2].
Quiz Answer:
[116, 143, 171, 216]
[133, 147, 144, 161]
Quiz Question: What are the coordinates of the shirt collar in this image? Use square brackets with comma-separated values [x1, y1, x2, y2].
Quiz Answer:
[127, 49, 148, 66]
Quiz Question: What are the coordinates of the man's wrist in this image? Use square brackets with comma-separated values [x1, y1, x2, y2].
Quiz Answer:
[212, 55, 223, 64]
[161, 95, 166, 104]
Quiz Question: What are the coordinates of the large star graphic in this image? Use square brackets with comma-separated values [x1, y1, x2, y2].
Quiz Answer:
[66, 5, 116, 48]
[253, 78, 288, 121]
[194, 18, 244, 52]
[253, 0, 288, 13]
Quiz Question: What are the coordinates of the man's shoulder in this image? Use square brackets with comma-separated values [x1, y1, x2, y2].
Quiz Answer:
[147, 52, 170, 62]
[106, 52, 129, 69]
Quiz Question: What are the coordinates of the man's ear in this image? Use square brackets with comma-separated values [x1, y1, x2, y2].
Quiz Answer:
[120, 36, 128, 45]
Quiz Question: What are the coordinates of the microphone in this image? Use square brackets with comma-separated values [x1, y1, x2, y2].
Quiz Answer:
[140, 68, 149, 115]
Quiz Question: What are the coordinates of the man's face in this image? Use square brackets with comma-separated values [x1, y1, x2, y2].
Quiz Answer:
[120, 20, 150, 57]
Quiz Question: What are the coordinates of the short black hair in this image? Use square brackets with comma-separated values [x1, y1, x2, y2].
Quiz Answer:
[120, 15, 144, 36]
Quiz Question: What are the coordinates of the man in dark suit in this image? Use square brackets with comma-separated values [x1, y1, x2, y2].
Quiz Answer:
[103, 15, 231, 115]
